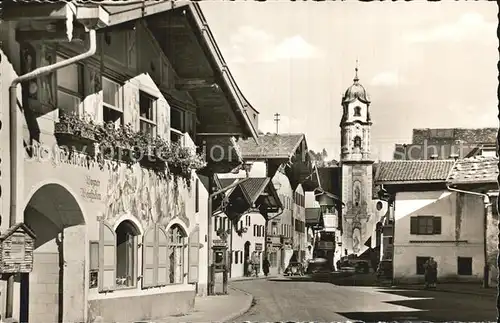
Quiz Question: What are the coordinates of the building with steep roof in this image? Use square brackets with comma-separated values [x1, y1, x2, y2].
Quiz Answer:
[0, 1, 260, 322]
[371, 157, 498, 284]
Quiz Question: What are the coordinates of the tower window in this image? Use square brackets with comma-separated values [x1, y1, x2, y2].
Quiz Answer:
[354, 136, 361, 148]
[354, 106, 361, 117]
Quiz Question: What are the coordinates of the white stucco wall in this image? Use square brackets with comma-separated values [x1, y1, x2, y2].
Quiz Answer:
[393, 190, 485, 283]
[231, 212, 266, 278]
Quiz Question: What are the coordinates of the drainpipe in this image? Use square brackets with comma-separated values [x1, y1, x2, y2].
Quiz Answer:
[6, 28, 97, 319]
[446, 185, 491, 288]
[207, 172, 250, 295]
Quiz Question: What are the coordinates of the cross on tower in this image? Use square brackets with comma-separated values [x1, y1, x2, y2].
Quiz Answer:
[274, 113, 281, 134]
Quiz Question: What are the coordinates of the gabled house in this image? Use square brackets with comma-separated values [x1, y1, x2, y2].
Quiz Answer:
[1, 1, 257, 322]
[212, 177, 281, 278]
[231, 133, 313, 274]
[375, 158, 498, 284]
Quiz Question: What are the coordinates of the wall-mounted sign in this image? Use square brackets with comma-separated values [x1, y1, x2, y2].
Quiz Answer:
[0, 223, 36, 274]
[213, 239, 227, 248]
[80, 175, 102, 202]
[255, 243, 263, 251]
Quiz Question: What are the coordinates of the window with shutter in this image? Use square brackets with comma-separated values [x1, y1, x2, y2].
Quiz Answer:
[188, 225, 200, 284]
[433, 217, 441, 234]
[214, 216, 218, 232]
[142, 226, 156, 288]
[99, 221, 116, 292]
[157, 226, 169, 286]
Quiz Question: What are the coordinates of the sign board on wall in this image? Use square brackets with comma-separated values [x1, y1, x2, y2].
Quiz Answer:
[255, 243, 263, 251]
[0, 223, 36, 274]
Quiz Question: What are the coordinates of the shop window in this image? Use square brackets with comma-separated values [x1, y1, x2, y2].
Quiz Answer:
[270, 251, 278, 267]
[410, 216, 441, 235]
[89, 241, 99, 289]
[56, 55, 83, 116]
[354, 106, 361, 117]
[102, 77, 123, 128]
[416, 256, 430, 275]
[115, 220, 139, 288]
[168, 225, 186, 284]
[457, 257, 472, 276]
[139, 91, 157, 137]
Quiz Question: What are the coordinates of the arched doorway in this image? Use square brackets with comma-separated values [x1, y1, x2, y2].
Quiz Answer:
[243, 241, 250, 276]
[23, 183, 85, 323]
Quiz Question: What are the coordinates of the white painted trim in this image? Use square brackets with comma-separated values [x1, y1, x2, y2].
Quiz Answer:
[112, 213, 145, 236]
[164, 217, 189, 235]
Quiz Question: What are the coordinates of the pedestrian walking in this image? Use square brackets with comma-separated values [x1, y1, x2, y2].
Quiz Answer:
[263, 257, 270, 277]
[246, 257, 253, 277]
[424, 257, 438, 288]
[252, 252, 260, 277]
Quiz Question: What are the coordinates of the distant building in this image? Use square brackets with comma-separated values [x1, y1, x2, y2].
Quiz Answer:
[393, 128, 497, 160]
[375, 157, 498, 284]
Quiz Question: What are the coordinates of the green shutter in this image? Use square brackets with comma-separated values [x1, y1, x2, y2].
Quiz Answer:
[433, 217, 442, 234]
[142, 226, 156, 288]
[410, 217, 418, 235]
[157, 225, 169, 286]
[188, 225, 200, 284]
[99, 221, 116, 292]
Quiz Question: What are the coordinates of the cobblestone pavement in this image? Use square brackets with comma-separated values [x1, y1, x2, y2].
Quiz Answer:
[231, 276, 497, 322]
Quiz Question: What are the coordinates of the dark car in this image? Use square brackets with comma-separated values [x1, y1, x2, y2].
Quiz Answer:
[285, 261, 305, 276]
[306, 258, 329, 274]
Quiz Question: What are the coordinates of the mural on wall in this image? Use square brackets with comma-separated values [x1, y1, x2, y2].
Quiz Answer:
[103, 164, 189, 228]
[353, 180, 361, 207]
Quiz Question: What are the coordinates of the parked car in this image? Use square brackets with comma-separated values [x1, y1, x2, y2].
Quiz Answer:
[285, 261, 305, 276]
[306, 257, 330, 274]
[338, 255, 370, 274]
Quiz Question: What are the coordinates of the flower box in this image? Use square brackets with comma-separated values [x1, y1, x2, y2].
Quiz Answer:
[54, 122, 96, 156]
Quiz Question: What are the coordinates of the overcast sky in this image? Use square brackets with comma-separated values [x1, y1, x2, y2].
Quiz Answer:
[200, 1, 498, 161]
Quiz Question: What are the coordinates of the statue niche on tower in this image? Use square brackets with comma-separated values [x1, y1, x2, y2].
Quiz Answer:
[353, 180, 361, 208]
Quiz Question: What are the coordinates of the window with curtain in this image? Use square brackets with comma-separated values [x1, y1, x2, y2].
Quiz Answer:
[168, 225, 186, 284]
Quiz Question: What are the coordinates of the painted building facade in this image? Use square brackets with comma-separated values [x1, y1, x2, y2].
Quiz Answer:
[339, 68, 382, 258]
[0, 2, 258, 322]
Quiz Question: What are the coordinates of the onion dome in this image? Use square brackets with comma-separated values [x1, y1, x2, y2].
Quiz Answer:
[342, 67, 370, 104]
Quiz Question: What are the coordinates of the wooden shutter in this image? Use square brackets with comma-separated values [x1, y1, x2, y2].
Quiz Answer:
[99, 221, 116, 292]
[188, 225, 200, 284]
[195, 179, 200, 213]
[142, 226, 156, 288]
[433, 217, 442, 234]
[156, 98, 170, 141]
[410, 217, 418, 234]
[157, 226, 169, 286]
[122, 81, 140, 131]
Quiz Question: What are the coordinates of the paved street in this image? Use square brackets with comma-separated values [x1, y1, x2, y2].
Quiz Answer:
[232, 277, 497, 322]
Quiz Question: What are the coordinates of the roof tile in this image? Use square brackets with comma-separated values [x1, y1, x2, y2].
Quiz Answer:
[375, 160, 455, 183]
[447, 156, 499, 185]
[237, 134, 305, 159]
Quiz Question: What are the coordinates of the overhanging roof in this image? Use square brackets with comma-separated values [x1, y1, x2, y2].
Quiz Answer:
[6, 0, 259, 142]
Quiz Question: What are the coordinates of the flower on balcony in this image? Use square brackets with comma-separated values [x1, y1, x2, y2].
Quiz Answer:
[53, 115, 206, 182]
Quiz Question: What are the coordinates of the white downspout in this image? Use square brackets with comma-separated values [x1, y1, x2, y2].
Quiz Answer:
[6, 27, 97, 320]
[446, 185, 491, 288]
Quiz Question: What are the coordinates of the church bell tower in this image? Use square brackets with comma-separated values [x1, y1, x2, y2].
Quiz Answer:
[339, 64, 375, 256]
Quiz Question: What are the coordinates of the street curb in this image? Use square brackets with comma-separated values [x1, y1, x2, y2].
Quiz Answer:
[386, 286, 497, 297]
[218, 286, 254, 323]
[228, 275, 278, 282]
